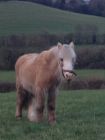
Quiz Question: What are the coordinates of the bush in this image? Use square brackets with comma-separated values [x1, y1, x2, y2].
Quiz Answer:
[61, 78, 88, 90]
[87, 77, 105, 89]
[0, 77, 105, 93]
[0, 34, 105, 70]
[0, 82, 15, 93]
[61, 77, 105, 90]
[76, 47, 105, 69]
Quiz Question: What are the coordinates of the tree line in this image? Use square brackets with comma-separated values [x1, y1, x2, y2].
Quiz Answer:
[19, 0, 105, 17]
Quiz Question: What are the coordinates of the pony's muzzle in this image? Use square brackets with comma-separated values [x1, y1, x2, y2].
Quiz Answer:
[64, 72, 73, 80]
[62, 70, 77, 80]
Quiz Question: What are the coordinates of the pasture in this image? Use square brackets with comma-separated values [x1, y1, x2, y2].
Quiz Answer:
[0, 1, 105, 36]
[0, 71, 15, 82]
[0, 90, 105, 140]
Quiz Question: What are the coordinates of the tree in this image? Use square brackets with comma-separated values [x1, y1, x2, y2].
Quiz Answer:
[63, 0, 86, 12]
[89, 0, 105, 16]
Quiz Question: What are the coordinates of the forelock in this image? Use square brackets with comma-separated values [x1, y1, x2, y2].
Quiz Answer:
[63, 44, 69, 48]
[63, 44, 76, 58]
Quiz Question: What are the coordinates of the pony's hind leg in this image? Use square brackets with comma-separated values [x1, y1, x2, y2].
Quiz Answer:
[47, 88, 56, 125]
[15, 86, 25, 119]
[28, 88, 45, 122]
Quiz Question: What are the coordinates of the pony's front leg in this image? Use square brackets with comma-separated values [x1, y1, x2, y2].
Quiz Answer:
[16, 86, 25, 119]
[28, 88, 45, 123]
[47, 88, 56, 125]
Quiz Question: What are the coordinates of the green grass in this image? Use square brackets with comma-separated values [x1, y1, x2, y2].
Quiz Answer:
[76, 69, 105, 79]
[0, 90, 105, 140]
[0, 1, 105, 36]
[0, 71, 15, 82]
[0, 69, 105, 82]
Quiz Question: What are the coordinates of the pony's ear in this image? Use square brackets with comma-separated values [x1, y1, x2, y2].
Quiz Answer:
[69, 41, 74, 48]
[57, 42, 63, 49]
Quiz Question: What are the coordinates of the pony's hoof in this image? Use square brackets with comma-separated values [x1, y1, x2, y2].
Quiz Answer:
[16, 115, 22, 120]
[28, 117, 43, 123]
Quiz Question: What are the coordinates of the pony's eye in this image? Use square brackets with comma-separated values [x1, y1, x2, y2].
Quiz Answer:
[60, 58, 63, 62]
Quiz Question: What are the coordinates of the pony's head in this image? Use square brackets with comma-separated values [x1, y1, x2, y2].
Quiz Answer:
[57, 42, 76, 80]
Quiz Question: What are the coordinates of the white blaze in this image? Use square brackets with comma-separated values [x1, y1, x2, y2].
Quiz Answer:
[63, 60, 73, 70]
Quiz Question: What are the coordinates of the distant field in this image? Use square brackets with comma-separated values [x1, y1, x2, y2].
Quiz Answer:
[76, 69, 105, 79]
[0, 69, 105, 82]
[0, 90, 105, 140]
[0, 71, 15, 82]
[0, 1, 105, 36]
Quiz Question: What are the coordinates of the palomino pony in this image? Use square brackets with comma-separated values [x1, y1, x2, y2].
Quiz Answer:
[15, 42, 76, 125]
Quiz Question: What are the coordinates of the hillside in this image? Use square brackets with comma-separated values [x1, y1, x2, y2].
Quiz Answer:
[0, 1, 105, 36]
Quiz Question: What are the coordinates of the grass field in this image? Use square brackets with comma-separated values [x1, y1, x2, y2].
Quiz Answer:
[0, 71, 15, 82]
[76, 69, 105, 79]
[0, 69, 105, 82]
[0, 1, 105, 36]
[0, 90, 105, 140]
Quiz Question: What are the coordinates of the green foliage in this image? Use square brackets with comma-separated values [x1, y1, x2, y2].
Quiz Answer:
[76, 47, 105, 69]
[89, 0, 105, 17]
[0, 82, 15, 92]
[1, 90, 105, 140]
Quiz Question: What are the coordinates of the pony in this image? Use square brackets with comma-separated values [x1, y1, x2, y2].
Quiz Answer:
[15, 42, 76, 125]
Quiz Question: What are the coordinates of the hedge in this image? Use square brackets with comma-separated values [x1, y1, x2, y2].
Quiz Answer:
[0, 78, 105, 93]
